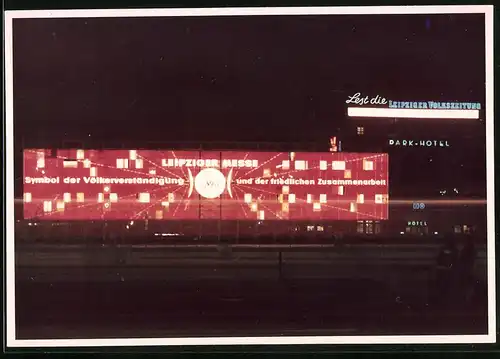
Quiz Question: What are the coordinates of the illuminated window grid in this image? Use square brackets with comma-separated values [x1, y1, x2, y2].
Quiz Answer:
[258, 210, 265, 221]
[168, 193, 175, 203]
[90, 167, 97, 177]
[129, 150, 137, 160]
[135, 159, 144, 169]
[344, 170, 352, 179]
[63, 160, 78, 168]
[36, 152, 45, 168]
[307, 194, 313, 204]
[24, 193, 32, 203]
[43, 201, 52, 212]
[281, 160, 290, 170]
[244, 193, 252, 203]
[350, 202, 357, 212]
[319, 194, 327, 204]
[375, 194, 388, 204]
[263, 168, 271, 178]
[250, 202, 258, 212]
[109, 193, 118, 203]
[319, 161, 328, 170]
[36, 158, 45, 168]
[63, 193, 71, 203]
[357, 194, 365, 204]
[76, 149, 85, 160]
[313, 202, 321, 212]
[363, 160, 374, 171]
[161, 201, 170, 210]
[155, 210, 163, 219]
[56, 200, 65, 211]
[76, 193, 85, 203]
[282, 203, 289, 213]
[83, 159, 92, 168]
[138, 193, 150, 203]
[288, 193, 296, 203]
[294, 160, 307, 170]
[282, 186, 289, 195]
[116, 158, 129, 169]
[332, 161, 346, 170]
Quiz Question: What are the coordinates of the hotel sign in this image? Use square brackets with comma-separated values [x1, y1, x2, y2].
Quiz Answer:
[389, 139, 450, 148]
[408, 221, 427, 227]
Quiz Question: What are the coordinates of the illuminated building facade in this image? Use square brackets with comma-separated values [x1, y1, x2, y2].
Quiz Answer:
[15, 108, 487, 241]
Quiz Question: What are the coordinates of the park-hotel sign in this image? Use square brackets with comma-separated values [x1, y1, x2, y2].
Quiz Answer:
[388, 139, 450, 148]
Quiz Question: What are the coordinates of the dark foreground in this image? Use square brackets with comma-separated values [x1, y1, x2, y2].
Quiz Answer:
[15, 243, 489, 339]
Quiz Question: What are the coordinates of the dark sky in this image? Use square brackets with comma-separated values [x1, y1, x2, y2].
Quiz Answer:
[13, 13, 485, 145]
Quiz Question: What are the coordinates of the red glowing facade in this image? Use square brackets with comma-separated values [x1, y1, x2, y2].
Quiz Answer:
[23, 149, 389, 221]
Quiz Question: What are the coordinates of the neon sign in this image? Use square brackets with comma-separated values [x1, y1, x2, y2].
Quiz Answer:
[389, 139, 450, 148]
[389, 101, 481, 110]
[412, 202, 426, 210]
[345, 93, 387, 105]
[408, 221, 427, 227]
[345, 93, 481, 110]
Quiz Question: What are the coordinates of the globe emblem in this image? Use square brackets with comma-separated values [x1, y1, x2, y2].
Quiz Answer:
[194, 168, 226, 199]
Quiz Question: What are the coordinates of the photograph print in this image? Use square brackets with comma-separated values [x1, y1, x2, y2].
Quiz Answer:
[4, 5, 496, 348]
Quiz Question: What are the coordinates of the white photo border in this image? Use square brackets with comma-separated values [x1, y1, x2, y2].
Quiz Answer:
[4, 5, 496, 348]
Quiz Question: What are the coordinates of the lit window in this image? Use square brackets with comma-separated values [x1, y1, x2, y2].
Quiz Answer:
[357, 126, 364, 135]
[356, 221, 364, 234]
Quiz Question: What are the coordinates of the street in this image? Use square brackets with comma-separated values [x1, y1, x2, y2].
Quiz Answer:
[14, 243, 489, 339]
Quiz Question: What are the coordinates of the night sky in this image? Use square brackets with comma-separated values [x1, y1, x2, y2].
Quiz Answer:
[13, 14, 485, 145]
[11, 13, 487, 198]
